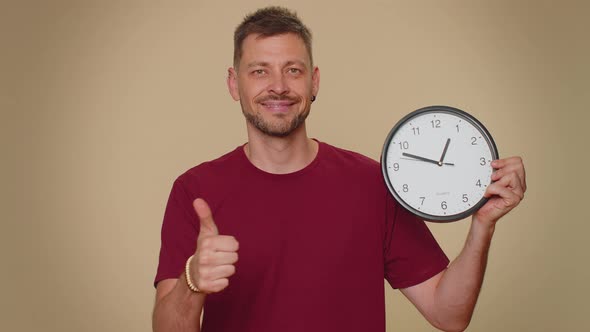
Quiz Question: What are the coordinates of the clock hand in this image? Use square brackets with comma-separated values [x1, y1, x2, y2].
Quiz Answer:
[402, 152, 440, 165]
[401, 155, 455, 166]
[438, 138, 451, 166]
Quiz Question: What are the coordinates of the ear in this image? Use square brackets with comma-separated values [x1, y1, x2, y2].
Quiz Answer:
[227, 67, 240, 101]
[311, 66, 320, 98]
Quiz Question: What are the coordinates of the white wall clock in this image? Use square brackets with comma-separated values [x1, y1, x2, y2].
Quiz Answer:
[381, 105, 499, 222]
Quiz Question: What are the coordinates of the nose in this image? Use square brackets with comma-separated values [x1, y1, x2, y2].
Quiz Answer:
[268, 72, 289, 95]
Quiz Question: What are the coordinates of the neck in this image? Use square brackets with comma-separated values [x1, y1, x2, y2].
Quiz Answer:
[244, 123, 318, 174]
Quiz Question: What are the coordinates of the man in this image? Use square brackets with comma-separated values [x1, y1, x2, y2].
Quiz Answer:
[152, 6, 526, 332]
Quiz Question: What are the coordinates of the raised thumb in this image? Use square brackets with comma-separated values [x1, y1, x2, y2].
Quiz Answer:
[193, 198, 219, 236]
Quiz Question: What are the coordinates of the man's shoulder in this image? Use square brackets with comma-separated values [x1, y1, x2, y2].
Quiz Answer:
[318, 141, 386, 195]
[320, 141, 380, 170]
[176, 145, 244, 183]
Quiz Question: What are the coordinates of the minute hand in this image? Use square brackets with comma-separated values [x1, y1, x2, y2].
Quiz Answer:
[402, 152, 455, 166]
[402, 152, 441, 165]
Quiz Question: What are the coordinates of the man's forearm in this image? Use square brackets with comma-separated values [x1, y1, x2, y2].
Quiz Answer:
[152, 274, 206, 332]
[433, 217, 495, 331]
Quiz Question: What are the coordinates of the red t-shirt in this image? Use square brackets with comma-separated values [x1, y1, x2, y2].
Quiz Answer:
[155, 141, 449, 331]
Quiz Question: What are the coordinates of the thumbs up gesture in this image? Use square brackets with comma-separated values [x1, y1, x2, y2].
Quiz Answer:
[188, 198, 239, 294]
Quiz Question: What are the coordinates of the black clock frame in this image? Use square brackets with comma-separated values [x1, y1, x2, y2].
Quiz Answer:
[380, 105, 499, 222]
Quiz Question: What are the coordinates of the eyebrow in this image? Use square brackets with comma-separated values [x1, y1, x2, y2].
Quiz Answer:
[285, 60, 306, 68]
[246, 60, 307, 68]
[247, 61, 269, 68]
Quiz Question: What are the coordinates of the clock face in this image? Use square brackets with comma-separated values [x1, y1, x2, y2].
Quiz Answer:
[381, 106, 499, 222]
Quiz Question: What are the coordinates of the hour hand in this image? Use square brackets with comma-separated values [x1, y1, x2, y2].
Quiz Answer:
[439, 138, 451, 165]
[402, 152, 455, 166]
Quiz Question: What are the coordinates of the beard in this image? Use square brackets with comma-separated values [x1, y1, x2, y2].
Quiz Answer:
[241, 95, 310, 137]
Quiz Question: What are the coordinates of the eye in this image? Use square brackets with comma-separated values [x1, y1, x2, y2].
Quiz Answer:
[288, 68, 302, 74]
[252, 69, 266, 75]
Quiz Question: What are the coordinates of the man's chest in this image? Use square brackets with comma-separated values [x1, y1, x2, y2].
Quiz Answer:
[209, 182, 385, 287]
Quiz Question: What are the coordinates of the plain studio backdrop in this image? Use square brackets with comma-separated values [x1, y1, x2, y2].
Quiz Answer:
[1, 0, 588, 331]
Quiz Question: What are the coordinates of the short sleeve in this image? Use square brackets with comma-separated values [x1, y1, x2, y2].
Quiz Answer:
[154, 178, 200, 287]
[383, 195, 449, 289]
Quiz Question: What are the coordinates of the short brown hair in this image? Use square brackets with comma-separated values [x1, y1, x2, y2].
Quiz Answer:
[233, 6, 313, 68]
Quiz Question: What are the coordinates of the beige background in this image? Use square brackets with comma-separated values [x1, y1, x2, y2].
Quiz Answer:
[2, 0, 589, 331]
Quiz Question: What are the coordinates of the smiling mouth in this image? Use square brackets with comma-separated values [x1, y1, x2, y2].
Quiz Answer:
[261, 101, 295, 107]
[259, 100, 297, 112]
